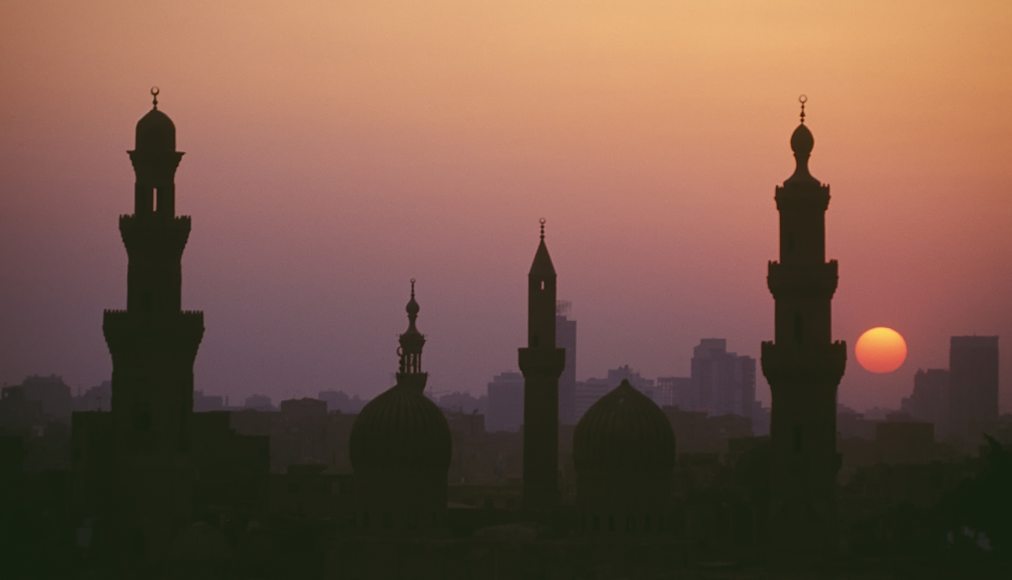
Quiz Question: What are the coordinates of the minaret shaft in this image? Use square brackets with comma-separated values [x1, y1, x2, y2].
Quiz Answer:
[519, 226, 564, 512]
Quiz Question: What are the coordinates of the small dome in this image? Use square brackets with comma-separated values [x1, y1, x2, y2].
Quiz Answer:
[574, 380, 675, 474]
[790, 123, 814, 157]
[406, 295, 420, 316]
[135, 108, 176, 152]
[350, 384, 451, 474]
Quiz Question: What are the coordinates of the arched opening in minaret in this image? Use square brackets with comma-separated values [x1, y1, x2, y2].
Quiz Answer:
[540, 280, 546, 291]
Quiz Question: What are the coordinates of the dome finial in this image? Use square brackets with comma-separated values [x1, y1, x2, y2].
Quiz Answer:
[151, 86, 160, 110]
[798, 94, 807, 124]
[539, 217, 546, 241]
[410, 277, 416, 299]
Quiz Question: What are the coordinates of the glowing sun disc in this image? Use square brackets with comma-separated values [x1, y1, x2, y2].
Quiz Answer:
[855, 327, 908, 374]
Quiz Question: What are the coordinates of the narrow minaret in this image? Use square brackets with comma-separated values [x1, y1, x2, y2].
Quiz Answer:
[397, 278, 427, 391]
[100, 88, 204, 562]
[104, 88, 204, 456]
[761, 96, 846, 558]
[519, 219, 566, 512]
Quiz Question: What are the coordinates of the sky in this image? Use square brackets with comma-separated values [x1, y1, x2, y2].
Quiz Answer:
[2, 1, 1011, 412]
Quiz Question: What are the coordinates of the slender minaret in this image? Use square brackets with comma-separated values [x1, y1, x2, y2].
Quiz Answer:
[761, 96, 846, 558]
[102, 89, 204, 556]
[519, 219, 565, 512]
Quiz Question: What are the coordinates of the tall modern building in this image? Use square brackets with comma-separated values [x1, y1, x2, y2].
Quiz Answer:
[690, 339, 757, 418]
[760, 98, 846, 557]
[948, 336, 999, 445]
[103, 89, 205, 557]
[485, 371, 524, 432]
[519, 220, 565, 512]
[556, 300, 578, 426]
[901, 368, 950, 434]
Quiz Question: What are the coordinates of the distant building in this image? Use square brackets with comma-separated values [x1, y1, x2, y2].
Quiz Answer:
[318, 389, 366, 414]
[244, 394, 275, 411]
[193, 390, 224, 412]
[486, 371, 524, 432]
[656, 376, 693, 409]
[74, 380, 111, 412]
[948, 336, 999, 445]
[556, 300, 577, 425]
[17, 375, 73, 422]
[901, 369, 949, 435]
[691, 339, 756, 418]
[436, 391, 487, 415]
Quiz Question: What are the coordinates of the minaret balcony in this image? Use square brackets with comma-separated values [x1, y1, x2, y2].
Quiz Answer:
[760, 340, 846, 386]
[767, 260, 838, 299]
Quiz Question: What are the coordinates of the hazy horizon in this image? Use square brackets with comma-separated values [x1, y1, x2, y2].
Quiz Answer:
[3, 1, 1011, 412]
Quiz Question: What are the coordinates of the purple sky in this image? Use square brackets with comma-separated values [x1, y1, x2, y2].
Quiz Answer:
[2, 2, 1012, 412]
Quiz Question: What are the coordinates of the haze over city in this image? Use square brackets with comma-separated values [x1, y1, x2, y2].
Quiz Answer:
[3, 1, 1012, 412]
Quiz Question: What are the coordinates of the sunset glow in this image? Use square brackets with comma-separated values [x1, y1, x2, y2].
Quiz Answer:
[1, 1, 1011, 411]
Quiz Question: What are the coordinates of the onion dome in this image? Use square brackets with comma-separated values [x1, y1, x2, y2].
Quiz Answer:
[573, 380, 675, 475]
[135, 87, 176, 152]
[349, 384, 451, 474]
[785, 94, 818, 186]
[349, 280, 450, 475]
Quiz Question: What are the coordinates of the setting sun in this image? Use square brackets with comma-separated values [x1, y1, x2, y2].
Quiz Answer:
[855, 327, 908, 374]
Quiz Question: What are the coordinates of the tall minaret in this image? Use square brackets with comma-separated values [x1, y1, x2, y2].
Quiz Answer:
[519, 219, 565, 512]
[104, 88, 204, 456]
[761, 96, 846, 557]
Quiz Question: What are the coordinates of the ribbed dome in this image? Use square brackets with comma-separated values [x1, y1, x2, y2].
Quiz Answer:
[350, 384, 451, 473]
[135, 108, 176, 152]
[574, 380, 675, 474]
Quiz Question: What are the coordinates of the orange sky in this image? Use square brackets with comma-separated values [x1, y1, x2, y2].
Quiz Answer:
[2, 1, 1011, 411]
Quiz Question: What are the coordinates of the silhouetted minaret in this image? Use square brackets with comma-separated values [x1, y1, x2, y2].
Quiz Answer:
[101, 89, 204, 559]
[761, 96, 846, 558]
[105, 88, 204, 453]
[519, 219, 565, 512]
[398, 278, 427, 391]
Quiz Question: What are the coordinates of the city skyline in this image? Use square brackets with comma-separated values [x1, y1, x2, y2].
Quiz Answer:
[3, 2, 1012, 413]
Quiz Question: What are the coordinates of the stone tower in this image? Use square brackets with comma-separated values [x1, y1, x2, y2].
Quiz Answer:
[760, 97, 846, 557]
[102, 89, 204, 558]
[519, 219, 565, 512]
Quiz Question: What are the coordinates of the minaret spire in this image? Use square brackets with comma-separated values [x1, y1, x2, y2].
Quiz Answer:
[151, 86, 159, 110]
[519, 219, 566, 513]
[397, 278, 427, 391]
[761, 99, 846, 560]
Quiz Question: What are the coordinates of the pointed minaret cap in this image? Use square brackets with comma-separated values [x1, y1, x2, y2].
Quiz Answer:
[786, 95, 817, 185]
[529, 218, 556, 276]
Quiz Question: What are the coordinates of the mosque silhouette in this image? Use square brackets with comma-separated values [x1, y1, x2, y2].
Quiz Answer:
[69, 89, 851, 578]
